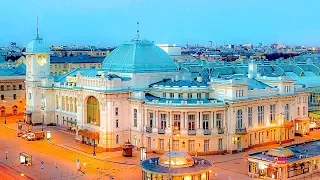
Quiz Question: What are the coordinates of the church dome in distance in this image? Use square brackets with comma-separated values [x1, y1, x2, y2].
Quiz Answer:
[102, 39, 177, 73]
[25, 37, 50, 54]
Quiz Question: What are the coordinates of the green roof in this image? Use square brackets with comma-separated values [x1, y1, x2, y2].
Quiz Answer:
[102, 39, 177, 73]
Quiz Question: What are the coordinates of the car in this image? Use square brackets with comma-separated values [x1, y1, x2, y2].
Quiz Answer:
[17, 132, 26, 137]
[22, 133, 33, 139]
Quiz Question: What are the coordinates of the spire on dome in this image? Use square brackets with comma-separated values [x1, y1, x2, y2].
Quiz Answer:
[136, 21, 140, 40]
[36, 16, 39, 39]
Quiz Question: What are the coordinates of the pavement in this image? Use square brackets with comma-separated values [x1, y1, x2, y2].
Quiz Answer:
[1, 115, 320, 180]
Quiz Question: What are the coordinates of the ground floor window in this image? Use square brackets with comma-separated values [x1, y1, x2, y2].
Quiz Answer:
[204, 140, 209, 152]
[218, 139, 223, 150]
[188, 140, 195, 152]
[159, 139, 164, 151]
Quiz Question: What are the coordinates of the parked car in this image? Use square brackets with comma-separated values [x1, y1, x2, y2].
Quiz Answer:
[22, 133, 33, 139]
[17, 132, 26, 137]
[27, 132, 44, 141]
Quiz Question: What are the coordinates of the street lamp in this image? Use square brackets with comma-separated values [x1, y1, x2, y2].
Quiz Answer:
[277, 113, 284, 147]
[42, 114, 44, 131]
[168, 125, 179, 180]
[2, 100, 7, 124]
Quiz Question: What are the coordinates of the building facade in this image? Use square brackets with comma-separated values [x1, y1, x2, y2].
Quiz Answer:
[25, 34, 312, 154]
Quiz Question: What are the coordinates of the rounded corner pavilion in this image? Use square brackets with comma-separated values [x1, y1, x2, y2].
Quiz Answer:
[140, 152, 213, 180]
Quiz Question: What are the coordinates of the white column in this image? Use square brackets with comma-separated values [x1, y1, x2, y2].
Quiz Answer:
[212, 111, 215, 128]
[200, 112, 203, 129]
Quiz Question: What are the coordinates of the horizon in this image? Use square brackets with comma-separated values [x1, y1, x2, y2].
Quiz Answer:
[1, 0, 320, 47]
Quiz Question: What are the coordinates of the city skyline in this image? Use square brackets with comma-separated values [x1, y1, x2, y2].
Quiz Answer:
[1, 0, 320, 46]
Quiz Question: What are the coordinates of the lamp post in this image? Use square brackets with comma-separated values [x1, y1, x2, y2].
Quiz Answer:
[168, 126, 179, 180]
[277, 113, 284, 147]
[2, 100, 7, 124]
[42, 114, 44, 131]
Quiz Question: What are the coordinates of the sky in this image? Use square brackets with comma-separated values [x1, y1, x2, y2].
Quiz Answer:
[1, 0, 320, 47]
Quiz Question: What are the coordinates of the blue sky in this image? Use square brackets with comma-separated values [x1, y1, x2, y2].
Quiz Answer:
[1, 0, 319, 46]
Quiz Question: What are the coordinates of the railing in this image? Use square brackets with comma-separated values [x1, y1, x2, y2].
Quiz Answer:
[217, 127, 224, 134]
[145, 126, 152, 133]
[235, 127, 247, 135]
[188, 130, 196, 135]
[158, 128, 165, 134]
[204, 129, 211, 135]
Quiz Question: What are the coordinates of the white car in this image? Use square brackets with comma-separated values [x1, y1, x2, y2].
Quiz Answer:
[22, 133, 34, 139]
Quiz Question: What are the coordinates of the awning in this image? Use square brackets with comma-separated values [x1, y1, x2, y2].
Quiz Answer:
[67, 120, 77, 124]
[78, 129, 99, 140]
[309, 111, 320, 119]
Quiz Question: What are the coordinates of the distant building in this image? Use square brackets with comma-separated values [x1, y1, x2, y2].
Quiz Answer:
[157, 44, 182, 56]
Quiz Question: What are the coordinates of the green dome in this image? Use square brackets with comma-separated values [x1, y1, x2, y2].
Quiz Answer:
[25, 38, 50, 54]
[102, 39, 177, 73]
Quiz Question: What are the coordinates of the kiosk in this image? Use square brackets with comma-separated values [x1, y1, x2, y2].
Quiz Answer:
[20, 152, 32, 166]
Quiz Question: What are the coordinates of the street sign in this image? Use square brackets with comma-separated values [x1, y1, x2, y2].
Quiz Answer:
[41, 161, 44, 169]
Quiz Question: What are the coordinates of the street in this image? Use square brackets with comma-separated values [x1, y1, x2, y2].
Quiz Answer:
[1, 115, 320, 179]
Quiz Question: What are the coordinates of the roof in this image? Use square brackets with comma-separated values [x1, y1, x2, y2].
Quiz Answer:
[102, 39, 177, 73]
[150, 79, 208, 88]
[50, 55, 104, 63]
[25, 37, 50, 54]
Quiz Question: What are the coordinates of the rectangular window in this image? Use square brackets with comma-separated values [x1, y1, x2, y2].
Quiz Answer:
[6, 85, 10, 90]
[218, 139, 223, 150]
[13, 85, 16, 90]
[56, 95, 59, 108]
[188, 140, 195, 152]
[163, 92, 166, 98]
[0, 85, 4, 91]
[203, 114, 209, 130]
[197, 93, 201, 99]
[205, 93, 209, 99]
[258, 106, 265, 124]
[270, 104, 276, 123]
[188, 93, 192, 99]
[160, 114, 166, 129]
[188, 114, 195, 130]
[169, 93, 174, 98]
[149, 112, 153, 127]
[159, 139, 164, 151]
[298, 97, 301, 104]
[216, 113, 222, 128]
[116, 119, 119, 128]
[297, 107, 300, 116]
[13, 94, 16, 99]
[172, 140, 179, 151]
[178, 93, 183, 99]
[248, 107, 253, 126]
[204, 140, 209, 152]
[19, 84, 23, 90]
[284, 104, 290, 120]
[133, 109, 137, 127]
[0, 95, 4, 100]
[173, 114, 181, 129]
[115, 107, 119, 116]
[303, 106, 306, 115]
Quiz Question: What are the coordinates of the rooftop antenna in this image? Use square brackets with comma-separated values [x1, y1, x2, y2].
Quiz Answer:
[136, 21, 140, 40]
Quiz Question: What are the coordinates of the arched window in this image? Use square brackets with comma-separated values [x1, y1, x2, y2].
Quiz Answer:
[237, 110, 243, 128]
[12, 105, 18, 115]
[116, 135, 119, 144]
[284, 104, 290, 120]
[87, 96, 100, 125]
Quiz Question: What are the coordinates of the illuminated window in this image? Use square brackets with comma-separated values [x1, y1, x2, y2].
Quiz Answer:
[173, 114, 181, 129]
[87, 96, 100, 125]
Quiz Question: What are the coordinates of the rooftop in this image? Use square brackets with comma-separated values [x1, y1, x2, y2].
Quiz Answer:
[25, 37, 50, 54]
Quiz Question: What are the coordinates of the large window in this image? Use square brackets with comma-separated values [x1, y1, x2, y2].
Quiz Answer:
[203, 114, 209, 130]
[133, 109, 137, 127]
[159, 139, 164, 151]
[303, 106, 306, 115]
[204, 140, 209, 152]
[297, 107, 300, 116]
[258, 106, 264, 124]
[87, 96, 100, 125]
[172, 140, 179, 151]
[149, 112, 153, 127]
[216, 113, 222, 128]
[270, 104, 276, 123]
[160, 114, 166, 129]
[188, 114, 195, 130]
[284, 104, 290, 120]
[248, 107, 252, 126]
[173, 114, 181, 129]
[237, 110, 243, 128]
[218, 139, 223, 150]
[188, 140, 195, 152]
